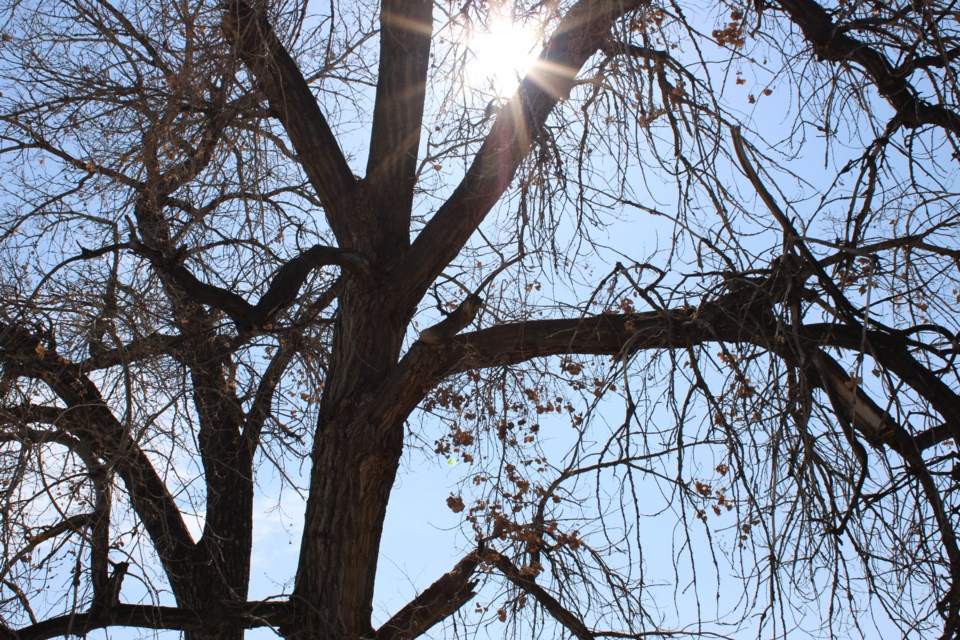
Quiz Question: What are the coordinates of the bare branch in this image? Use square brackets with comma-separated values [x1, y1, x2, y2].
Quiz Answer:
[133, 239, 364, 332]
[12, 601, 291, 640]
[0, 321, 198, 592]
[774, 0, 960, 133]
[487, 550, 594, 640]
[221, 0, 357, 237]
[375, 553, 479, 640]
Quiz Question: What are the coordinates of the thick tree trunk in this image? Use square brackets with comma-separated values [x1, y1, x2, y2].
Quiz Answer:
[291, 410, 404, 638]
[290, 284, 412, 639]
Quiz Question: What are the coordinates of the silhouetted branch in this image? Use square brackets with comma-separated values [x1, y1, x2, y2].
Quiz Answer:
[487, 550, 594, 640]
[417, 294, 483, 345]
[133, 237, 367, 332]
[375, 553, 480, 640]
[222, 0, 357, 235]
[13, 601, 291, 640]
[774, 0, 960, 133]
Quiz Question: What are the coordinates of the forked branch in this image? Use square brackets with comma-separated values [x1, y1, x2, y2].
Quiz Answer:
[396, 0, 644, 300]
[133, 237, 367, 332]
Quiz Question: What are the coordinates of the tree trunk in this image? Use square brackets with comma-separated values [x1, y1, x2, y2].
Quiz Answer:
[290, 284, 412, 639]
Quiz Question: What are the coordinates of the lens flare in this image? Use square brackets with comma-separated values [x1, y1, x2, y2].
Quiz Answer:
[465, 15, 541, 97]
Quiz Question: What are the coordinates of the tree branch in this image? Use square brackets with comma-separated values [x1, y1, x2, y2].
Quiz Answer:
[774, 0, 960, 134]
[221, 0, 357, 238]
[0, 514, 94, 586]
[375, 553, 480, 640]
[12, 601, 291, 640]
[439, 307, 743, 374]
[383, 280, 958, 473]
[731, 126, 861, 324]
[77, 332, 185, 370]
[487, 550, 594, 640]
[0, 322, 198, 594]
[133, 240, 364, 332]
[375, 303, 754, 442]
[364, 0, 432, 252]
[249, 245, 371, 327]
[800, 323, 960, 446]
[417, 294, 483, 345]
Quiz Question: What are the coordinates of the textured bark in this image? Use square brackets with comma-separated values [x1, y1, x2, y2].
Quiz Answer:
[375, 553, 479, 640]
[291, 281, 414, 639]
[364, 0, 433, 253]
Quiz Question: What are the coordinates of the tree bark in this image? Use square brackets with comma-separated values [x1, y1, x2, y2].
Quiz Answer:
[291, 280, 414, 639]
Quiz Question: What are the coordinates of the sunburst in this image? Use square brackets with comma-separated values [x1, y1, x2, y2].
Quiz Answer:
[464, 13, 542, 97]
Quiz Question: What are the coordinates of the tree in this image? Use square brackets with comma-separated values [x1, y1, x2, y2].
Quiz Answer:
[1, 0, 959, 638]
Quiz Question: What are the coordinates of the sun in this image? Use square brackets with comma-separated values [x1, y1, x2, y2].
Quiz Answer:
[464, 14, 542, 97]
